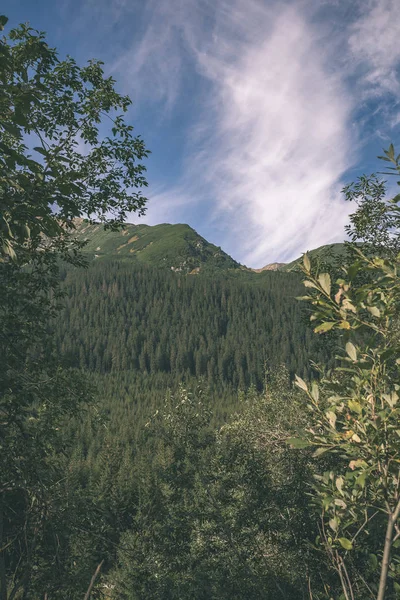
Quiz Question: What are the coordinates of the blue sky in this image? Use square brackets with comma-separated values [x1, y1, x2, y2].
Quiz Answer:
[3, 0, 400, 267]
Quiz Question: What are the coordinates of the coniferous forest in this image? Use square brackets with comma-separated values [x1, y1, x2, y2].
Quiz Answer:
[3, 12, 400, 600]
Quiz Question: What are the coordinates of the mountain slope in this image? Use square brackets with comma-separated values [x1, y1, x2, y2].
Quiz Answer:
[281, 243, 347, 272]
[252, 262, 286, 272]
[73, 219, 241, 273]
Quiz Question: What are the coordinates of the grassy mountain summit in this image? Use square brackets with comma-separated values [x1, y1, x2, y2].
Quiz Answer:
[73, 218, 241, 273]
[73, 219, 348, 274]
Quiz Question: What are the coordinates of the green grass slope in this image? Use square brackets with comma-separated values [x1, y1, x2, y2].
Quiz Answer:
[281, 243, 347, 272]
[73, 219, 241, 273]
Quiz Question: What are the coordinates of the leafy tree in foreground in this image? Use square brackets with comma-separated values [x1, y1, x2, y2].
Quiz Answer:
[291, 147, 400, 600]
[343, 145, 400, 260]
[0, 14, 149, 599]
[0, 16, 148, 262]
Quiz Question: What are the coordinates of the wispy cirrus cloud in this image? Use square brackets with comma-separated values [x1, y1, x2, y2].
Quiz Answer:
[346, 0, 400, 132]
[123, 0, 354, 265]
[69, 0, 400, 266]
[190, 2, 354, 265]
[348, 0, 400, 97]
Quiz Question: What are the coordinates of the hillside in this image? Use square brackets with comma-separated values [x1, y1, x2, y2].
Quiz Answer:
[252, 262, 286, 272]
[73, 218, 241, 273]
[73, 220, 350, 277]
[281, 242, 347, 271]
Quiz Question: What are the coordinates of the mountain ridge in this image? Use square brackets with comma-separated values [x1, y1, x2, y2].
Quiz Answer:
[72, 218, 345, 274]
[72, 218, 242, 274]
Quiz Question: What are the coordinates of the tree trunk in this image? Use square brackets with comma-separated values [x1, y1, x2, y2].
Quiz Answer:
[377, 513, 395, 600]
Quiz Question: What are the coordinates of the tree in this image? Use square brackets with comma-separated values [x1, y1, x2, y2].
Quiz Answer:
[111, 375, 319, 599]
[291, 147, 400, 599]
[0, 16, 148, 264]
[0, 14, 149, 599]
[343, 145, 400, 260]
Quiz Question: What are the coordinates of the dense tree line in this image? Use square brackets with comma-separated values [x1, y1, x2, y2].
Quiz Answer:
[48, 372, 324, 599]
[54, 261, 328, 392]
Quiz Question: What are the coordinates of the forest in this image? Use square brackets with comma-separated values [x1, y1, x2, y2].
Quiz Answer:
[2, 14, 400, 600]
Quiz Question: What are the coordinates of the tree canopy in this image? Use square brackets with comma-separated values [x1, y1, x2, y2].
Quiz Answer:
[0, 15, 149, 264]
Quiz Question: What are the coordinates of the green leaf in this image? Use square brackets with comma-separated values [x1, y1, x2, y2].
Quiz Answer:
[381, 348, 395, 361]
[314, 321, 335, 334]
[367, 306, 380, 318]
[345, 342, 357, 361]
[355, 470, 367, 487]
[326, 410, 337, 429]
[318, 273, 331, 295]
[2, 121, 22, 138]
[338, 537, 353, 550]
[348, 400, 362, 414]
[311, 382, 319, 402]
[368, 554, 378, 570]
[347, 263, 361, 279]
[33, 146, 48, 156]
[329, 517, 338, 532]
[294, 375, 308, 392]
[313, 446, 330, 457]
[287, 437, 310, 449]
[0, 15, 8, 30]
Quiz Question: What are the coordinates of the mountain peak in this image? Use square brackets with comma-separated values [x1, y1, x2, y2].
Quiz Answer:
[73, 219, 241, 273]
[251, 262, 286, 272]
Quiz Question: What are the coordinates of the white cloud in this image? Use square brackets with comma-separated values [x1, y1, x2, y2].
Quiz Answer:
[125, 0, 354, 266]
[82, 0, 400, 266]
[108, 0, 196, 110]
[348, 0, 400, 96]
[190, 2, 354, 265]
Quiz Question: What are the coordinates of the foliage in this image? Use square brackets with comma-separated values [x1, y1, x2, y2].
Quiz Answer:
[282, 243, 348, 274]
[110, 374, 318, 599]
[0, 16, 149, 264]
[54, 260, 323, 394]
[343, 144, 400, 261]
[291, 156, 400, 599]
[0, 14, 149, 599]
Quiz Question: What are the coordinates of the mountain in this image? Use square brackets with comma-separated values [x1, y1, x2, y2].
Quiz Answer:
[73, 218, 241, 274]
[252, 262, 286, 272]
[73, 219, 348, 276]
[281, 242, 347, 272]
[241, 243, 347, 274]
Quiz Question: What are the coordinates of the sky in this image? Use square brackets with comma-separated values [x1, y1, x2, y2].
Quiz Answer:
[3, 0, 400, 267]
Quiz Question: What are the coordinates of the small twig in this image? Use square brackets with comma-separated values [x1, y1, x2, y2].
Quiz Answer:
[393, 524, 400, 543]
[340, 556, 355, 600]
[307, 575, 314, 600]
[83, 560, 104, 600]
[352, 510, 379, 543]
